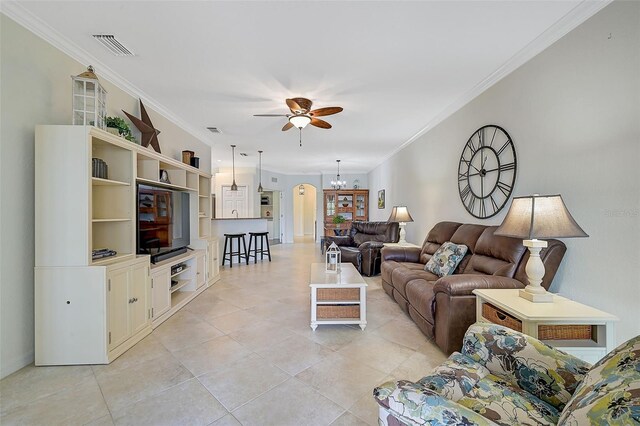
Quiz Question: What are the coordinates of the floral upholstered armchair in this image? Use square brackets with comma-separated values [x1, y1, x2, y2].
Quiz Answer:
[374, 323, 640, 426]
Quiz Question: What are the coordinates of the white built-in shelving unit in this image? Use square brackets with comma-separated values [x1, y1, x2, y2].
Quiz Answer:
[34, 125, 219, 365]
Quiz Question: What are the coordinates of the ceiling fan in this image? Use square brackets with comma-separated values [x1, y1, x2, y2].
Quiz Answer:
[254, 97, 343, 146]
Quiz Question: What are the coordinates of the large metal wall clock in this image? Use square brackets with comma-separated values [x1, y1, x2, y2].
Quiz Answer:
[458, 125, 517, 219]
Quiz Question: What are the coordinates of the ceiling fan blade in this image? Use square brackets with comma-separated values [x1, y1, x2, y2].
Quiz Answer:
[253, 114, 289, 117]
[282, 122, 294, 131]
[286, 98, 302, 113]
[309, 107, 343, 117]
[287, 97, 312, 114]
[310, 118, 332, 129]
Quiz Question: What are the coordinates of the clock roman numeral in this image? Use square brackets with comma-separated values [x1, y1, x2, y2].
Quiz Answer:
[460, 184, 471, 202]
[466, 195, 476, 213]
[458, 172, 468, 182]
[489, 127, 498, 147]
[497, 181, 512, 197]
[479, 198, 486, 217]
[478, 128, 484, 147]
[490, 195, 499, 213]
[499, 162, 516, 172]
[497, 139, 512, 156]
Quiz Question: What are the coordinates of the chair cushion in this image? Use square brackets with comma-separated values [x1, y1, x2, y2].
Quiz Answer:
[405, 279, 437, 323]
[391, 265, 438, 299]
[558, 335, 640, 425]
[463, 227, 527, 278]
[462, 323, 591, 411]
[425, 242, 468, 277]
[417, 352, 490, 401]
[419, 221, 462, 264]
[457, 375, 560, 426]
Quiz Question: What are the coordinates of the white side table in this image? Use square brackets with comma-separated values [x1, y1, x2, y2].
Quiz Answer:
[309, 263, 367, 330]
[473, 289, 619, 364]
[382, 242, 420, 248]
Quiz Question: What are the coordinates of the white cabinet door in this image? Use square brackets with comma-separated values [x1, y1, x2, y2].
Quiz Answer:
[151, 268, 171, 319]
[129, 262, 150, 335]
[196, 252, 206, 289]
[207, 239, 219, 285]
[107, 267, 130, 350]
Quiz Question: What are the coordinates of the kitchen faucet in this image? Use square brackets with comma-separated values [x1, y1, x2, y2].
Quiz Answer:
[231, 209, 238, 219]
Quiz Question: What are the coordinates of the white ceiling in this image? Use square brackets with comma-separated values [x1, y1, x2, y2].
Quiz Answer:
[8, 0, 600, 174]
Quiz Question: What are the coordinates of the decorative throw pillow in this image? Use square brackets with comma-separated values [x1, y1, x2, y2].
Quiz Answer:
[424, 242, 468, 277]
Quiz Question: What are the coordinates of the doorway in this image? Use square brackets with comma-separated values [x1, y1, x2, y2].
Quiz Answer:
[292, 184, 317, 243]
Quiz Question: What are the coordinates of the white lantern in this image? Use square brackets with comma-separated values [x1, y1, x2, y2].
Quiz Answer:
[325, 242, 341, 274]
[72, 66, 107, 129]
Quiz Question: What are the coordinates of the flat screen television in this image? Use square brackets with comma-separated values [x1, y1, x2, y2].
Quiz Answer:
[137, 183, 190, 263]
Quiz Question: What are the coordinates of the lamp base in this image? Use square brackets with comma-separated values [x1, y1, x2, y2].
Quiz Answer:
[519, 288, 554, 302]
[519, 239, 554, 303]
[398, 222, 407, 244]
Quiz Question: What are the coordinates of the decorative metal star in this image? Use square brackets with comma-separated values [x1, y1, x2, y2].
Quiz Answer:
[123, 99, 161, 153]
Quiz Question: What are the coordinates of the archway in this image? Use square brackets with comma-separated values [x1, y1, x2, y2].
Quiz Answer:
[292, 183, 317, 243]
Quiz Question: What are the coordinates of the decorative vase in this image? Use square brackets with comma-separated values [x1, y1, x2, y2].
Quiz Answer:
[106, 127, 120, 136]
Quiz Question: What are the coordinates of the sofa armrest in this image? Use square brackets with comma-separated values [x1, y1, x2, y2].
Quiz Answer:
[433, 274, 524, 297]
[325, 235, 353, 247]
[381, 246, 421, 263]
[462, 323, 591, 411]
[374, 379, 497, 426]
[358, 241, 384, 251]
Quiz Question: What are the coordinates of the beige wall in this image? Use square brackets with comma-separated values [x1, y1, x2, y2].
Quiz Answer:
[0, 14, 211, 378]
[368, 1, 640, 344]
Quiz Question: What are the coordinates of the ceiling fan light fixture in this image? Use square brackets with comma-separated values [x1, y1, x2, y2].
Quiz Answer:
[289, 115, 311, 129]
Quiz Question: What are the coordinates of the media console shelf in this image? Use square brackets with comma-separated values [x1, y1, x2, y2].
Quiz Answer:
[34, 125, 219, 365]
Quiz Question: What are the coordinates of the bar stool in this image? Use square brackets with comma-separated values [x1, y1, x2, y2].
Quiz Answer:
[222, 233, 247, 267]
[246, 232, 271, 263]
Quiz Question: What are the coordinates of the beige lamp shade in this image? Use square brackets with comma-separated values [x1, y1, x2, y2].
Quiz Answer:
[388, 206, 414, 223]
[495, 194, 588, 239]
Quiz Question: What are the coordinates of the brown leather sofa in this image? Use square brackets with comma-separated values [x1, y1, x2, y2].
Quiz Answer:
[326, 221, 400, 276]
[381, 221, 566, 354]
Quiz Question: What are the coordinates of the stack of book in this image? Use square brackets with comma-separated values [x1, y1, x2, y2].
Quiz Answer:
[92, 248, 117, 260]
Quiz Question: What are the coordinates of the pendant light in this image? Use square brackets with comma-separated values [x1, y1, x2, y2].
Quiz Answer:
[331, 160, 347, 189]
[230, 144, 238, 191]
[257, 150, 264, 193]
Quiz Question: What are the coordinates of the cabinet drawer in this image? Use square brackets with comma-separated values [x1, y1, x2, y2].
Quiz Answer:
[317, 288, 360, 301]
[317, 305, 359, 319]
[538, 325, 593, 341]
[482, 303, 522, 332]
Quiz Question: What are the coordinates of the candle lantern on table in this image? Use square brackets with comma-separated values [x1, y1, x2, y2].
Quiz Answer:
[325, 242, 341, 273]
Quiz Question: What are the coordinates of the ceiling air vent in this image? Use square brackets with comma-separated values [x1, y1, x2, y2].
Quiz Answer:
[92, 35, 135, 56]
[206, 127, 222, 134]
[239, 153, 248, 157]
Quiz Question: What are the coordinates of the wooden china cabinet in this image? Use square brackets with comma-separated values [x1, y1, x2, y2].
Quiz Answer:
[323, 189, 369, 236]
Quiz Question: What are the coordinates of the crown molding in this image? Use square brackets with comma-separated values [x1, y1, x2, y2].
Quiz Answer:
[372, 0, 613, 172]
[0, 1, 213, 145]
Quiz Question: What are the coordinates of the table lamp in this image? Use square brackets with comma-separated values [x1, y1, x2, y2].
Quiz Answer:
[494, 194, 588, 302]
[388, 206, 414, 245]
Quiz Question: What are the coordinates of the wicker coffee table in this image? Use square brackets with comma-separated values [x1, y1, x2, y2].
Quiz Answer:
[309, 263, 367, 330]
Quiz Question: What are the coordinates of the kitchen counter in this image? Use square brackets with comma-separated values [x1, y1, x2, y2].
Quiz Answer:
[212, 217, 266, 221]
[210, 218, 268, 246]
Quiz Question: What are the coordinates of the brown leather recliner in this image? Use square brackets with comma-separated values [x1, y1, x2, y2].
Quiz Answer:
[381, 221, 566, 354]
[326, 221, 400, 276]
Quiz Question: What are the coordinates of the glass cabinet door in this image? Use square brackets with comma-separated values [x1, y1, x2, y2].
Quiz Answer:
[325, 192, 336, 219]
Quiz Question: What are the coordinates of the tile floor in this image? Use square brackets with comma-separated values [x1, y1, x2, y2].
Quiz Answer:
[0, 241, 447, 426]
